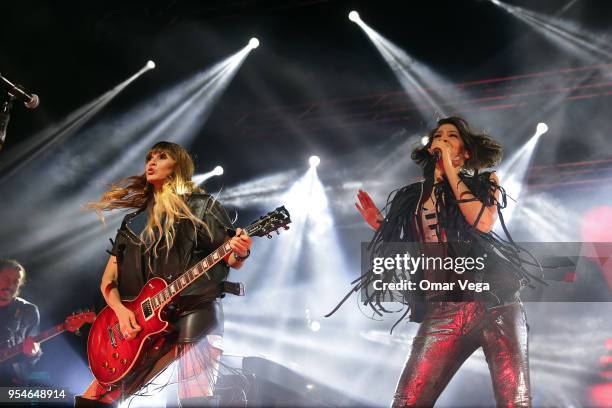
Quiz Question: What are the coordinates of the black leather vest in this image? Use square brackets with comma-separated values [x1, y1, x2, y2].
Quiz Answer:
[110, 193, 233, 300]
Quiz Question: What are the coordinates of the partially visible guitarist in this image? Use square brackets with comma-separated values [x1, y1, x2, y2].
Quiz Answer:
[0, 259, 41, 386]
[77, 142, 252, 408]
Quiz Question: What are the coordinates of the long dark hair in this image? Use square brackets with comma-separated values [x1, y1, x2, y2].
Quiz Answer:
[412, 116, 503, 171]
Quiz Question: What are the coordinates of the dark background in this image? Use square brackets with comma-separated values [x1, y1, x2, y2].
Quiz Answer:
[2, 0, 612, 180]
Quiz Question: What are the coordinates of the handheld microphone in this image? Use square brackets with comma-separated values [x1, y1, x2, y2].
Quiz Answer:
[0, 73, 39, 109]
[432, 149, 441, 161]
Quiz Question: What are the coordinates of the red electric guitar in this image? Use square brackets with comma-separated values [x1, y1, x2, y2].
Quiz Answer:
[87, 206, 291, 385]
[0, 310, 96, 363]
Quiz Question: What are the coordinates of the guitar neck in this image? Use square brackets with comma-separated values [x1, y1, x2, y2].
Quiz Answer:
[34, 324, 66, 344]
[0, 324, 65, 363]
[152, 223, 258, 310]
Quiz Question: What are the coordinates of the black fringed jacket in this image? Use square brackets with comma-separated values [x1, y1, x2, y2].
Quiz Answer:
[329, 170, 544, 325]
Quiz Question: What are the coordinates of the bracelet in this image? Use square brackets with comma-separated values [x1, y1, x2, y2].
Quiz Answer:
[233, 249, 250, 261]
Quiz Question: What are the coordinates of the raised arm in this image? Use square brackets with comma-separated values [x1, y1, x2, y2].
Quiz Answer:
[355, 190, 384, 231]
[447, 171, 500, 233]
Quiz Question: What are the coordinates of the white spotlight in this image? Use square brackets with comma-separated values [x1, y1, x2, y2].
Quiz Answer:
[421, 136, 429, 146]
[146, 60, 156, 69]
[310, 321, 321, 332]
[248, 38, 260, 49]
[535, 122, 549, 137]
[213, 165, 224, 176]
[348, 11, 360, 22]
[309, 155, 321, 168]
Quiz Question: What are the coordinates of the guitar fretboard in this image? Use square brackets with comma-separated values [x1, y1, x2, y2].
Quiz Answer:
[149, 242, 232, 310]
[150, 223, 259, 311]
[34, 324, 65, 344]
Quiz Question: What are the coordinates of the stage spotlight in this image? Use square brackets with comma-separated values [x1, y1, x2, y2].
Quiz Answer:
[146, 60, 156, 70]
[421, 136, 429, 146]
[310, 321, 321, 332]
[309, 155, 321, 167]
[0, 62, 154, 182]
[350, 11, 452, 118]
[248, 38, 260, 49]
[193, 165, 225, 185]
[348, 11, 360, 22]
[536, 122, 549, 137]
[495, 123, 546, 228]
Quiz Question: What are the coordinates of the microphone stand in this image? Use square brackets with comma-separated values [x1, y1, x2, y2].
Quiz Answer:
[0, 95, 15, 152]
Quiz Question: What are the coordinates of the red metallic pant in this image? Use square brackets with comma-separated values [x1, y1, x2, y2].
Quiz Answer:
[392, 301, 531, 407]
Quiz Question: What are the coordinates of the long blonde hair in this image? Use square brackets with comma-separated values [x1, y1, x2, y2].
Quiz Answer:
[87, 141, 211, 258]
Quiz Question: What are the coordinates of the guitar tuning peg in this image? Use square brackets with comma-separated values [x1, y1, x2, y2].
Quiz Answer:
[284, 226, 290, 230]
[267, 234, 272, 239]
[276, 230, 280, 235]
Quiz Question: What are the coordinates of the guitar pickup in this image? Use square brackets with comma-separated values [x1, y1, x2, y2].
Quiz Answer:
[141, 299, 153, 320]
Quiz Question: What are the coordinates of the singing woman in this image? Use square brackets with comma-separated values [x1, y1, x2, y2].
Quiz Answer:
[340, 117, 543, 407]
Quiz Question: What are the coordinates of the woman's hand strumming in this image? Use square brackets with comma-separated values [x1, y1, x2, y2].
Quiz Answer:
[115, 305, 141, 341]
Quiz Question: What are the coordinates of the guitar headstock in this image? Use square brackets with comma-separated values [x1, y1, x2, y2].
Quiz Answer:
[64, 309, 96, 332]
[246, 206, 291, 238]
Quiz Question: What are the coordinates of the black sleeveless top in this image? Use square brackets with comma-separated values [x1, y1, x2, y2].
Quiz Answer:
[109, 193, 233, 300]
[109, 193, 233, 343]
[328, 171, 545, 326]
